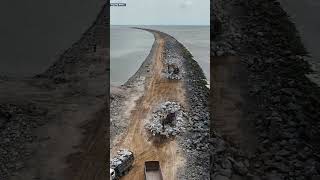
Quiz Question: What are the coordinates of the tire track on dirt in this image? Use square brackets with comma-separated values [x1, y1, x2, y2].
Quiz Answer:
[112, 32, 185, 180]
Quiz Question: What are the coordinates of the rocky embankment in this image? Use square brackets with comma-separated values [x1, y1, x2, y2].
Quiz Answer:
[110, 29, 210, 179]
[155, 30, 211, 180]
[0, 101, 48, 178]
[170, 35, 211, 179]
[0, 3, 108, 180]
[211, 0, 320, 179]
[110, 30, 157, 145]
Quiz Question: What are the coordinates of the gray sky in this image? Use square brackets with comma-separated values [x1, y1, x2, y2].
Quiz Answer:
[111, 0, 210, 25]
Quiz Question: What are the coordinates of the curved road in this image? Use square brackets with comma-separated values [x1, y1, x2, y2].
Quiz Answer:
[112, 30, 186, 180]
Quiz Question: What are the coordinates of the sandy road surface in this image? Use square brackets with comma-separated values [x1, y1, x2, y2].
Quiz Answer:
[112, 32, 185, 180]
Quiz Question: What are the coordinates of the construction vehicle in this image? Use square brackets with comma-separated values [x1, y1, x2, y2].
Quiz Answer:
[110, 168, 116, 180]
[110, 149, 134, 180]
[144, 161, 163, 180]
[167, 64, 180, 75]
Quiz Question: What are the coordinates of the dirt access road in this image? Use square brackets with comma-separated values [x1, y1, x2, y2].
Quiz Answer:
[112, 31, 185, 180]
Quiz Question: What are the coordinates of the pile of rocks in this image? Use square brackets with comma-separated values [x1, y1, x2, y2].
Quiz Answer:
[35, 3, 108, 84]
[145, 101, 186, 137]
[110, 91, 126, 143]
[163, 41, 184, 80]
[0, 103, 47, 179]
[175, 40, 210, 179]
[210, 132, 252, 179]
[165, 61, 182, 80]
[212, 0, 320, 179]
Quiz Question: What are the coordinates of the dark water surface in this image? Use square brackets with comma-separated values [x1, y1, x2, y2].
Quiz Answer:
[111, 26, 154, 86]
[0, 0, 105, 77]
[111, 25, 210, 86]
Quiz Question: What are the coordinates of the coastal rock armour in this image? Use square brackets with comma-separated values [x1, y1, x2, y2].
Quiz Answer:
[212, 0, 320, 179]
[35, 3, 108, 82]
[162, 33, 211, 179]
[110, 29, 210, 180]
[154, 29, 210, 179]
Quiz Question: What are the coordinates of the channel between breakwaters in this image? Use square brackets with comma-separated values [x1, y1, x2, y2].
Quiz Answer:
[110, 28, 210, 180]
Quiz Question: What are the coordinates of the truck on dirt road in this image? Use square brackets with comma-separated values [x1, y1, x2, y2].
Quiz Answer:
[110, 149, 134, 180]
[144, 161, 163, 180]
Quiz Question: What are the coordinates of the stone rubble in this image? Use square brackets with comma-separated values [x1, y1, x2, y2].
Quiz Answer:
[212, 0, 320, 179]
[0, 103, 47, 179]
[163, 41, 185, 80]
[110, 30, 211, 179]
[145, 101, 186, 138]
[174, 37, 210, 179]
[110, 91, 127, 144]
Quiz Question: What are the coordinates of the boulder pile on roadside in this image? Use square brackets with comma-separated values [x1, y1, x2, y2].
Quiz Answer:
[165, 61, 182, 80]
[163, 40, 184, 80]
[110, 91, 127, 142]
[145, 101, 186, 137]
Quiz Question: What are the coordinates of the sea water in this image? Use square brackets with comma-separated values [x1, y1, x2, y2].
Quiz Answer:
[111, 26, 154, 86]
[111, 25, 210, 85]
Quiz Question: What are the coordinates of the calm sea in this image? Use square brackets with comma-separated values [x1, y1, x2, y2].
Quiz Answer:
[0, 1, 104, 77]
[111, 26, 154, 86]
[111, 25, 210, 86]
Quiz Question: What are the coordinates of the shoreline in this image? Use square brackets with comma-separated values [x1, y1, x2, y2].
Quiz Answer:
[110, 28, 158, 146]
[110, 28, 210, 179]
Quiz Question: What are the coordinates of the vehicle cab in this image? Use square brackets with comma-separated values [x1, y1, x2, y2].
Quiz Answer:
[110, 168, 116, 180]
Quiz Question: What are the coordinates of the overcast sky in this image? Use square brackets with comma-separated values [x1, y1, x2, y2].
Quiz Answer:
[111, 0, 210, 25]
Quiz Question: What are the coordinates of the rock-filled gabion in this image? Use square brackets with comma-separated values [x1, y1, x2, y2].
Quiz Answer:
[145, 101, 186, 137]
